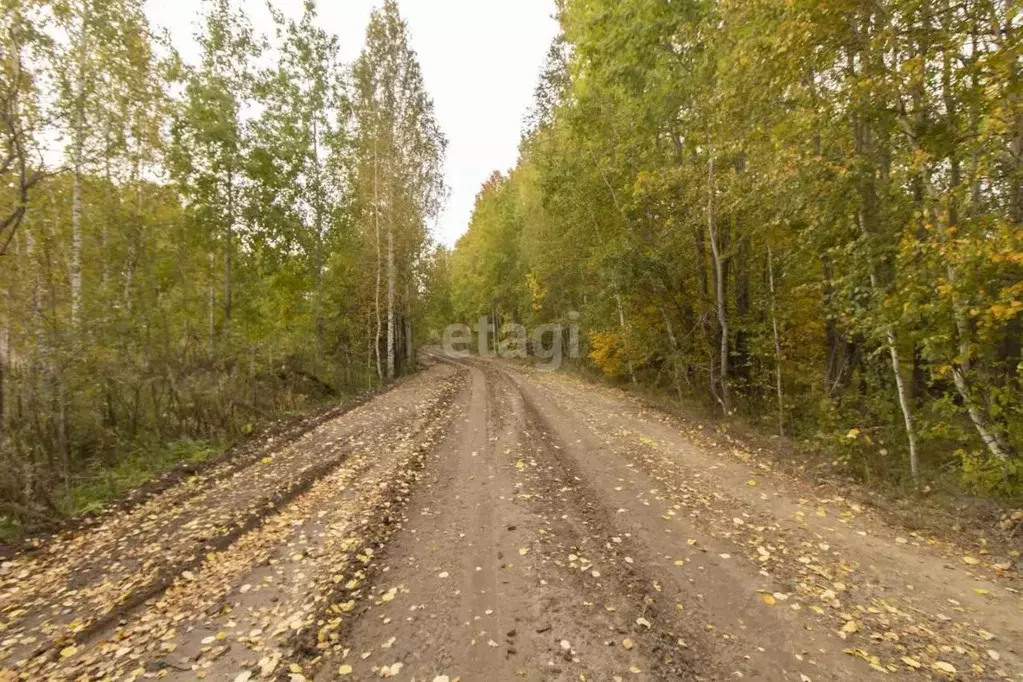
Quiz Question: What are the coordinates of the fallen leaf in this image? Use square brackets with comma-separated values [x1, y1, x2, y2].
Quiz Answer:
[379, 662, 403, 678]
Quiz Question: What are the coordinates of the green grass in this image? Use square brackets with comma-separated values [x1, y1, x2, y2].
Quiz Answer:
[0, 516, 21, 543]
[54, 439, 222, 519]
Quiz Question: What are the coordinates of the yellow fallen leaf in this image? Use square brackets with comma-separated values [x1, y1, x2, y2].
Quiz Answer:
[932, 661, 956, 674]
[338, 664, 353, 675]
[762, 594, 776, 606]
[962, 556, 980, 565]
[60, 645, 77, 659]
[901, 656, 922, 669]
[622, 638, 634, 650]
[747, 480, 758, 487]
[519, 547, 529, 556]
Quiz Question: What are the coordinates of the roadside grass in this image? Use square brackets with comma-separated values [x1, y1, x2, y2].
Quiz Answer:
[0, 390, 358, 551]
[53, 439, 223, 519]
[0, 517, 20, 543]
[0, 439, 220, 546]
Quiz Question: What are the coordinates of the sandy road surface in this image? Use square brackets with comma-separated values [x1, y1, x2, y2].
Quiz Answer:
[1, 355, 1020, 681]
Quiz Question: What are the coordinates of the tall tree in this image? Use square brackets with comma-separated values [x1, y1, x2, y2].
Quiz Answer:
[450, 0, 1023, 491]
[353, 0, 446, 381]
[168, 0, 259, 345]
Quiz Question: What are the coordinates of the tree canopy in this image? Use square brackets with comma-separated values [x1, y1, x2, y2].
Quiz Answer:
[0, 0, 445, 526]
[450, 0, 1023, 492]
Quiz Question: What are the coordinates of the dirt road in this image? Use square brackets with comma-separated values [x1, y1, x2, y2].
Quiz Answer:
[1, 355, 1020, 681]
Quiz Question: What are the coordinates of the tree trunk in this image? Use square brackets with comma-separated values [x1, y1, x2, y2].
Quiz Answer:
[405, 281, 414, 369]
[614, 290, 636, 384]
[208, 253, 216, 357]
[885, 326, 919, 478]
[70, 7, 90, 331]
[365, 312, 374, 389]
[124, 147, 141, 315]
[660, 304, 684, 404]
[859, 208, 920, 478]
[373, 143, 383, 382]
[767, 244, 785, 436]
[312, 118, 325, 366]
[0, 330, 5, 433]
[707, 147, 730, 415]
[386, 214, 396, 381]
[848, 40, 919, 478]
[224, 168, 234, 326]
[1006, 2, 1022, 225]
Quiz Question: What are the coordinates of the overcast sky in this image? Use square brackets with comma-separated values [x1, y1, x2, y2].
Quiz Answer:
[146, 0, 559, 247]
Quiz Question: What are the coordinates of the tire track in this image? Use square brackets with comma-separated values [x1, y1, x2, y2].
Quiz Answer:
[0, 363, 465, 680]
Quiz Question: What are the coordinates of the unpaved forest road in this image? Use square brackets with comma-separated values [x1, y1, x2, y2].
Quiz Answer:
[1, 355, 1021, 682]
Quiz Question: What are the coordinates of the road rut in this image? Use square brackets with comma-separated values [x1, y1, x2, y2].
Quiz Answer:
[1, 355, 1019, 681]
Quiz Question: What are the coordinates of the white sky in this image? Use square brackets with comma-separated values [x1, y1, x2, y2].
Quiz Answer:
[146, 0, 559, 247]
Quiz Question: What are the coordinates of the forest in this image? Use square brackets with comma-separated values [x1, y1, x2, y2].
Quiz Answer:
[0, 0, 446, 531]
[2, 0, 1021, 538]
[448, 0, 1023, 495]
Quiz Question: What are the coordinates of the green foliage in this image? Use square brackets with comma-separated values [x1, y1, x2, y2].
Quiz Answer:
[55, 439, 220, 518]
[448, 0, 1023, 495]
[0, 0, 447, 526]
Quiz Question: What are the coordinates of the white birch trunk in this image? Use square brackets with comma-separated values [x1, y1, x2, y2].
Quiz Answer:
[707, 149, 730, 414]
[767, 244, 785, 436]
[70, 7, 90, 330]
[386, 215, 396, 381]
